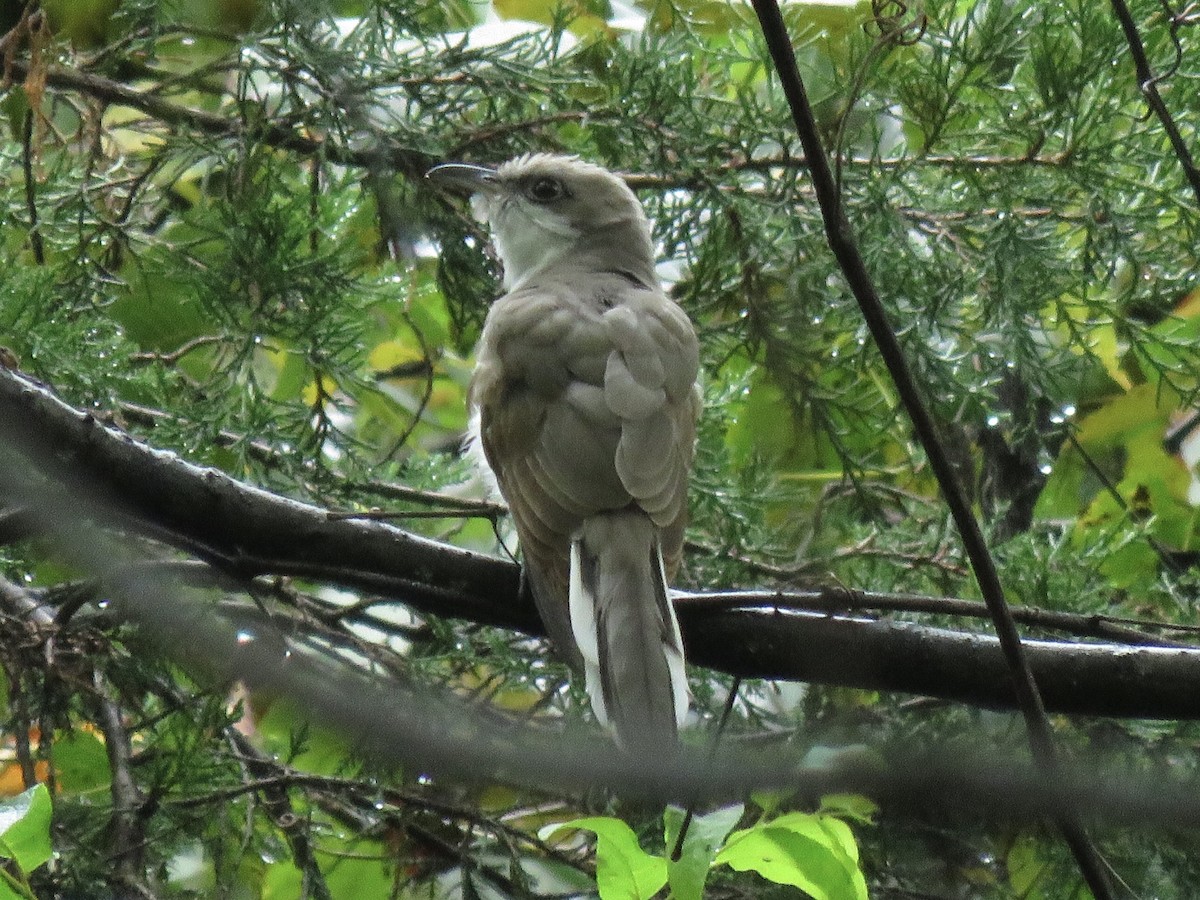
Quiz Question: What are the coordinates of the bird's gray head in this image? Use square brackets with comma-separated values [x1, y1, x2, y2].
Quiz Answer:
[426, 154, 656, 290]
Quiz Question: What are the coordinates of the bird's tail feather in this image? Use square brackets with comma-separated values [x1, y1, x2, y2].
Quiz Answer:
[569, 510, 689, 753]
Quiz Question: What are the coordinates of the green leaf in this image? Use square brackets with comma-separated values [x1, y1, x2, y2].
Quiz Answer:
[715, 812, 867, 900]
[663, 804, 743, 900]
[816, 794, 878, 825]
[0, 784, 53, 873]
[257, 702, 351, 775]
[1007, 830, 1050, 899]
[261, 860, 303, 899]
[53, 730, 111, 794]
[549, 817, 667, 900]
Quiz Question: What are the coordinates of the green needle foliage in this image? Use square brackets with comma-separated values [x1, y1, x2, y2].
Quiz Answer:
[0, 0, 1199, 896]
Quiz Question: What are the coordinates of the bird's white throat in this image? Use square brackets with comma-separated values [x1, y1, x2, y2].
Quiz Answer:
[473, 194, 581, 290]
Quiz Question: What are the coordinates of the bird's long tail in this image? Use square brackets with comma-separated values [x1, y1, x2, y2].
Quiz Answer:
[569, 510, 689, 754]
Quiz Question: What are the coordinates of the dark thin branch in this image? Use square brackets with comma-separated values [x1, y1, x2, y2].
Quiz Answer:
[683, 589, 1198, 648]
[625, 152, 1071, 189]
[1109, 0, 1200, 207]
[226, 732, 334, 900]
[3, 58, 427, 173]
[4, 57, 1078, 200]
[745, 1, 1112, 894]
[3, 666, 38, 790]
[115, 399, 503, 517]
[170, 767, 582, 869]
[22, 108, 45, 265]
[347, 480, 505, 517]
[93, 672, 151, 896]
[129, 334, 225, 366]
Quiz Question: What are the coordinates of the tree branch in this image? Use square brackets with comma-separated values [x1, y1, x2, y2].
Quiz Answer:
[3, 58, 427, 174]
[3, 56, 1081, 197]
[745, 1, 1112, 892]
[5, 367, 1200, 723]
[1109, 0, 1200, 207]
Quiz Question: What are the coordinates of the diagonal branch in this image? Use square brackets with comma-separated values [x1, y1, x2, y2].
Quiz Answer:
[745, 0, 1113, 895]
[3, 58, 427, 174]
[1109, 0, 1200, 207]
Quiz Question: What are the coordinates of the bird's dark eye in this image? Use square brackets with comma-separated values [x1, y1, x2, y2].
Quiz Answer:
[527, 177, 565, 202]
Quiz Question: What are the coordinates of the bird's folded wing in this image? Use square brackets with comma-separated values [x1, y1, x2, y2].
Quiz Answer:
[471, 282, 699, 652]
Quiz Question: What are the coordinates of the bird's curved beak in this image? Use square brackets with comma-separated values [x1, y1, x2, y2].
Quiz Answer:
[425, 162, 498, 195]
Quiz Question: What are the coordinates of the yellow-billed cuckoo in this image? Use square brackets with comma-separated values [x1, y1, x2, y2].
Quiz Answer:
[426, 154, 700, 753]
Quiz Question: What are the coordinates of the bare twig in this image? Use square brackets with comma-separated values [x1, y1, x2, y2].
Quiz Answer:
[130, 335, 226, 366]
[93, 672, 154, 897]
[0, 575, 54, 627]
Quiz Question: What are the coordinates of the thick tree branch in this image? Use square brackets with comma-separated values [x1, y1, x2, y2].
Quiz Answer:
[9, 489, 1200, 822]
[0, 368, 526, 631]
[679, 603, 1200, 719]
[5, 367, 1200, 722]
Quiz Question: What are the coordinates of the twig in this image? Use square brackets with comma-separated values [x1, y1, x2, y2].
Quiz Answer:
[1109, 0, 1200, 206]
[0, 575, 54, 627]
[3, 58, 404, 169]
[675, 588, 1198, 648]
[349, 480, 506, 517]
[93, 671, 151, 895]
[3, 56, 1077, 198]
[130, 334, 225, 365]
[226, 732, 334, 900]
[22, 109, 44, 265]
[670, 676, 742, 861]
[745, 0, 1113, 895]
[327, 508, 498, 521]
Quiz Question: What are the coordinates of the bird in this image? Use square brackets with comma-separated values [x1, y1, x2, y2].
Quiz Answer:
[426, 154, 701, 754]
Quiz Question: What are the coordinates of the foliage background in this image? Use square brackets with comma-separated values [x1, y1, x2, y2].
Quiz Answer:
[1, 0, 1199, 895]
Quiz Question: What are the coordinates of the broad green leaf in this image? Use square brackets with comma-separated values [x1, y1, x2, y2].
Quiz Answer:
[663, 803, 743, 900]
[817, 794, 878, 826]
[41, 0, 120, 47]
[257, 702, 351, 775]
[549, 817, 667, 900]
[1007, 830, 1050, 899]
[321, 836, 393, 898]
[261, 860, 304, 899]
[0, 784, 52, 873]
[716, 812, 867, 900]
[368, 339, 426, 375]
[1074, 383, 1172, 449]
[53, 730, 111, 794]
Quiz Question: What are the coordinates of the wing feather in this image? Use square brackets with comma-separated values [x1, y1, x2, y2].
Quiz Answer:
[472, 279, 699, 674]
